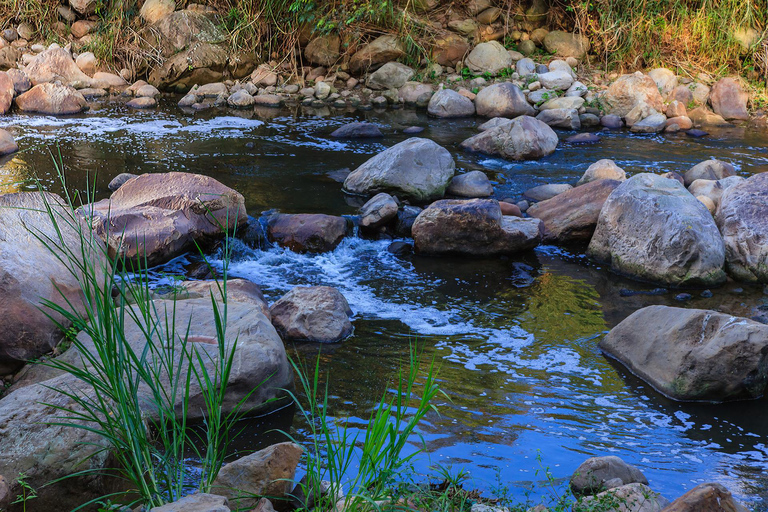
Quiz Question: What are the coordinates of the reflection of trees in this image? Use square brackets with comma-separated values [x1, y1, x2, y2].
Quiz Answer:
[0, 153, 31, 193]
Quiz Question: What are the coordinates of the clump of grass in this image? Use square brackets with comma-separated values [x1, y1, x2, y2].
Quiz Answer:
[25, 151, 260, 509]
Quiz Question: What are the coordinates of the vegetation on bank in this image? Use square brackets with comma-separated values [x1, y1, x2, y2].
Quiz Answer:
[1, 0, 766, 87]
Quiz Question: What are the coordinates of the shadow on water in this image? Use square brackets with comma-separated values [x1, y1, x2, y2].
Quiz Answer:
[3, 101, 768, 508]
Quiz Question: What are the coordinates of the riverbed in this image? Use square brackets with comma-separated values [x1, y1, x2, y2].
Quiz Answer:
[2, 102, 767, 509]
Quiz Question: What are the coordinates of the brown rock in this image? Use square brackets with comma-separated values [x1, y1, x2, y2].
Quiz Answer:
[151, 494, 230, 512]
[499, 201, 522, 217]
[6, 68, 30, 94]
[431, 32, 469, 67]
[0, 71, 13, 114]
[709, 77, 749, 121]
[71, 20, 98, 39]
[304, 34, 341, 67]
[267, 213, 347, 253]
[87, 172, 247, 267]
[69, 0, 97, 15]
[0, 129, 18, 155]
[688, 106, 729, 127]
[349, 35, 405, 75]
[0, 47, 20, 70]
[666, 99, 686, 118]
[140, 0, 176, 24]
[212, 443, 303, 510]
[602, 72, 664, 117]
[528, 179, 621, 243]
[23, 47, 92, 86]
[662, 483, 749, 512]
[270, 286, 353, 343]
[15, 82, 87, 114]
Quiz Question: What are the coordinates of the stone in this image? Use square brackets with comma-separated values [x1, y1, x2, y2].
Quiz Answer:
[141, 0, 176, 24]
[570, 456, 648, 496]
[92, 71, 128, 89]
[528, 179, 621, 243]
[447, 170, 493, 198]
[566, 132, 600, 143]
[427, 88, 475, 117]
[0, 192, 106, 373]
[460, 115, 558, 161]
[253, 94, 282, 107]
[602, 72, 664, 117]
[716, 172, 768, 282]
[7, 68, 31, 94]
[662, 483, 749, 512]
[431, 32, 470, 67]
[108, 172, 138, 191]
[267, 214, 347, 253]
[367, 62, 414, 90]
[578, 159, 625, 185]
[697, 195, 716, 214]
[666, 99, 686, 118]
[212, 443, 302, 509]
[688, 176, 743, 210]
[467, 0, 492, 15]
[566, 81, 587, 97]
[15, 82, 87, 114]
[17, 23, 34, 41]
[475, 82, 535, 118]
[536, 108, 580, 130]
[500, 202, 522, 216]
[226, 89, 255, 108]
[344, 138, 455, 202]
[75, 51, 97, 76]
[0, 71, 12, 114]
[587, 173, 725, 286]
[251, 65, 278, 87]
[126, 96, 157, 108]
[647, 67, 677, 97]
[478, 117, 513, 131]
[664, 116, 693, 131]
[331, 122, 383, 138]
[412, 199, 542, 256]
[270, 286, 353, 343]
[465, 41, 513, 75]
[518, 39, 536, 56]
[709, 77, 749, 121]
[23, 47, 92, 86]
[314, 80, 331, 99]
[688, 106, 729, 127]
[398, 81, 433, 105]
[630, 113, 667, 133]
[151, 494, 230, 512]
[600, 114, 623, 129]
[537, 70, 573, 91]
[0, 129, 18, 155]
[448, 19, 478, 36]
[539, 96, 584, 110]
[625, 103, 656, 127]
[578, 113, 600, 128]
[542, 31, 590, 59]
[87, 172, 246, 267]
[601, 305, 768, 401]
[305, 34, 341, 67]
[524, 183, 573, 202]
[516, 57, 536, 76]
[577, 483, 668, 512]
[349, 35, 405, 75]
[135, 83, 160, 98]
[477, 7, 501, 24]
[69, 0, 97, 15]
[0, 47, 20, 69]
[684, 159, 736, 186]
[359, 192, 399, 229]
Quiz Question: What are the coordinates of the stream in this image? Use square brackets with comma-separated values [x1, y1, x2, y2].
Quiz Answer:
[2, 102, 767, 509]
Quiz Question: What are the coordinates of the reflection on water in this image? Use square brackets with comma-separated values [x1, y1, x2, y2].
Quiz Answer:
[3, 102, 768, 509]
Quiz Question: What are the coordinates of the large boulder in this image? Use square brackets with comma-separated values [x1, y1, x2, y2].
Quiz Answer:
[86, 172, 246, 267]
[542, 31, 590, 59]
[465, 41, 513, 75]
[460, 115, 558, 161]
[267, 214, 347, 253]
[412, 199, 542, 256]
[602, 72, 664, 117]
[474, 82, 535, 118]
[587, 173, 726, 286]
[23, 47, 93, 86]
[269, 286, 353, 343]
[0, 297, 292, 512]
[431, 32, 470, 67]
[349, 35, 405, 75]
[709, 77, 749, 121]
[343, 138, 455, 202]
[716, 172, 768, 282]
[683, 159, 736, 186]
[304, 34, 341, 67]
[527, 179, 621, 243]
[662, 483, 749, 512]
[0, 192, 106, 374]
[366, 62, 414, 90]
[601, 306, 768, 401]
[570, 456, 648, 496]
[15, 83, 87, 114]
[427, 88, 475, 118]
[212, 443, 303, 510]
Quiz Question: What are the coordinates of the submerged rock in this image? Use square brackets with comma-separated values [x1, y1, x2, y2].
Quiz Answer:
[601, 305, 768, 401]
[412, 199, 542, 256]
[87, 172, 247, 267]
[343, 138, 455, 202]
[460, 115, 558, 161]
[270, 286, 353, 343]
[587, 173, 726, 286]
[267, 213, 347, 253]
[330, 122, 383, 138]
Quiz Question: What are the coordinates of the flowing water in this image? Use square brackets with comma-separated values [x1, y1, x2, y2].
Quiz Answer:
[3, 102, 768, 508]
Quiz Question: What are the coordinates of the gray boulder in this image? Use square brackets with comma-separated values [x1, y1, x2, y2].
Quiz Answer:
[427, 88, 475, 118]
[536, 108, 580, 130]
[446, 171, 493, 198]
[601, 72, 664, 117]
[630, 113, 666, 133]
[683, 159, 736, 186]
[359, 192, 399, 229]
[460, 115, 558, 161]
[587, 173, 726, 286]
[570, 456, 648, 496]
[269, 286, 353, 343]
[0, 128, 18, 155]
[536, 70, 573, 91]
[344, 138, 455, 202]
[601, 305, 768, 401]
[474, 82, 534, 118]
[465, 41, 513, 75]
[412, 199, 542, 256]
[542, 31, 590, 59]
[366, 62, 414, 90]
